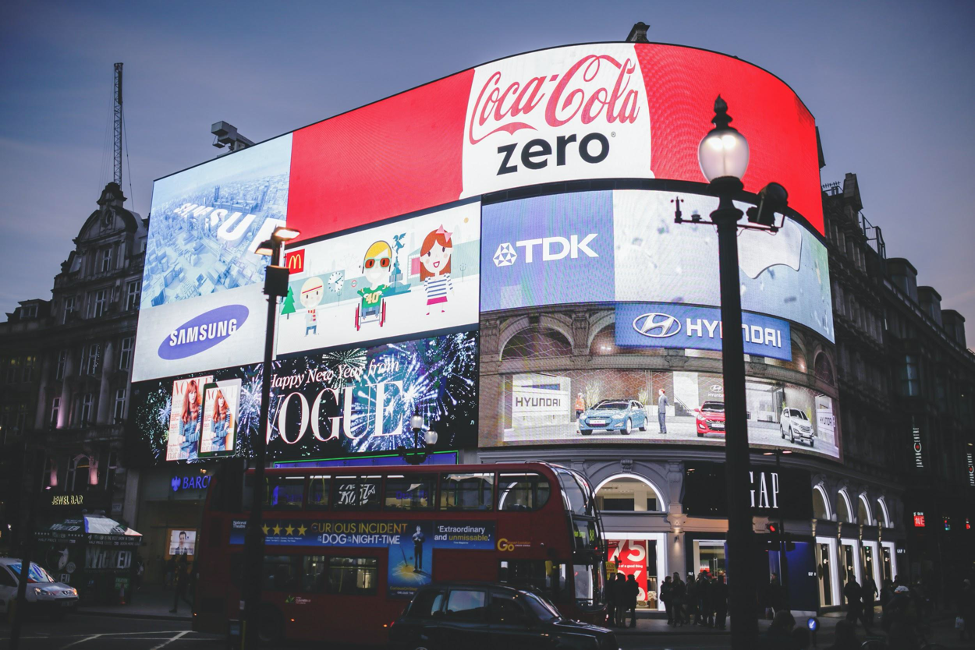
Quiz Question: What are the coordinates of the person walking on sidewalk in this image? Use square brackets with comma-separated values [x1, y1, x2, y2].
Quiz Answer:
[712, 572, 728, 630]
[671, 573, 687, 626]
[625, 574, 639, 628]
[605, 573, 619, 627]
[661, 575, 673, 625]
[170, 555, 189, 614]
[861, 574, 878, 627]
[614, 573, 628, 626]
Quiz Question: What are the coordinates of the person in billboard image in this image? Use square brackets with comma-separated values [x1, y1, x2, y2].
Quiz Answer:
[355, 240, 393, 330]
[300, 276, 324, 336]
[179, 380, 203, 459]
[412, 525, 426, 572]
[658, 389, 669, 435]
[209, 388, 234, 452]
[419, 226, 454, 316]
[575, 393, 586, 419]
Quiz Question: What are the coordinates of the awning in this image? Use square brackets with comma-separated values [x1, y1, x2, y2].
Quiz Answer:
[35, 515, 142, 547]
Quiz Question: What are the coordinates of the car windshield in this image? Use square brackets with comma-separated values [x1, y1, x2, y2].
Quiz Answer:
[701, 402, 724, 412]
[8, 562, 54, 583]
[520, 591, 562, 622]
[789, 409, 807, 419]
[595, 401, 627, 410]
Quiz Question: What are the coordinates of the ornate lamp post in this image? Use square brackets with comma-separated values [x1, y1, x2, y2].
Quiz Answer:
[398, 413, 439, 466]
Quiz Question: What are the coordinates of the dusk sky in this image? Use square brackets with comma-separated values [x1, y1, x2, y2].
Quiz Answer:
[1, 0, 973, 345]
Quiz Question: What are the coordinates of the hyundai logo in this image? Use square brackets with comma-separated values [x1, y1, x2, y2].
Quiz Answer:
[632, 313, 681, 338]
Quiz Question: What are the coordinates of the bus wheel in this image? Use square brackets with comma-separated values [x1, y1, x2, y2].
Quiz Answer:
[257, 605, 284, 645]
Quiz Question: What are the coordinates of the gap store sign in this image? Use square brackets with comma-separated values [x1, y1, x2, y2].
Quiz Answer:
[615, 303, 792, 361]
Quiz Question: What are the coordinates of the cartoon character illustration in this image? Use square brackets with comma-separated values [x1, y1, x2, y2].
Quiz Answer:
[419, 226, 454, 316]
[355, 240, 393, 330]
[209, 389, 234, 452]
[300, 277, 324, 336]
[180, 381, 203, 459]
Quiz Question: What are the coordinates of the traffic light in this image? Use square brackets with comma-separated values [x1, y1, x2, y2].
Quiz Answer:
[765, 522, 781, 551]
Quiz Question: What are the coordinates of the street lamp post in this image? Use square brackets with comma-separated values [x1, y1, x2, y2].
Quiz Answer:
[241, 226, 299, 650]
[674, 96, 789, 649]
[398, 413, 439, 466]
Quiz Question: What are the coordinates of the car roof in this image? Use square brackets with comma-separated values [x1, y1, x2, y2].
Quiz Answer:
[418, 581, 526, 593]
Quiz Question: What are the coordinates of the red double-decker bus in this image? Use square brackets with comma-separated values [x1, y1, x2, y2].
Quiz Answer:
[193, 462, 606, 645]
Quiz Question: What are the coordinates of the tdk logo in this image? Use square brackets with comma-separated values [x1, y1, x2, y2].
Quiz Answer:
[632, 313, 682, 338]
[492, 234, 598, 267]
[158, 304, 249, 361]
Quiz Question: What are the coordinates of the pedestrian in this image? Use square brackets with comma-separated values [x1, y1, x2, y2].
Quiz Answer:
[760, 609, 796, 650]
[880, 578, 894, 609]
[575, 392, 586, 419]
[661, 575, 673, 625]
[825, 620, 859, 650]
[625, 574, 639, 628]
[957, 578, 974, 642]
[657, 389, 668, 434]
[695, 572, 711, 626]
[605, 572, 619, 627]
[768, 573, 785, 617]
[686, 573, 698, 624]
[882, 585, 915, 632]
[164, 556, 175, 590]
[615, 573, 628, 626]
[671, 572, 687, 626]
[170, 554, 189, 613]
[861, 574, 878, 627]
[712, 572, 728, 630]
[843, 576, 861, 625]
[135, 557, 144, 591]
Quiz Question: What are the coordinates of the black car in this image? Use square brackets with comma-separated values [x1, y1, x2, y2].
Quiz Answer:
[390, 582, 617, 650]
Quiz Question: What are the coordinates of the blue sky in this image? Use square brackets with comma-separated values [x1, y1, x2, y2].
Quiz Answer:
[0, 0, 973, 345]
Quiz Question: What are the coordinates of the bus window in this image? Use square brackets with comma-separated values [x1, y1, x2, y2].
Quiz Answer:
[499, 559, 568, 603]
[333, 475, 382, 510]
[265, 476, 304, 509]
[572, 518, 600, 551]
[307, 475, 331, 509]
[554, 468, 594, 517]
[573, 562, 604, 607]
[303, 555, 329, 592]
[440, 473, 494, 511]
[384, 474, 436, 510]
[327, 557, 378, 595]
[262, 555, 302, 591]
[498, 472, 550, 511]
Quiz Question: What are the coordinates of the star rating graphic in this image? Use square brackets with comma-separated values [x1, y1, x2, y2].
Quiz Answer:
[262, 522, 308, 537]
[284, 525, 295, 536]
[493, 242, 517, 267]
[297, 524, 307, 536]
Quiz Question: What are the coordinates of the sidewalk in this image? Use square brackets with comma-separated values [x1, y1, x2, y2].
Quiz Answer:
[77, 584, 192, 622]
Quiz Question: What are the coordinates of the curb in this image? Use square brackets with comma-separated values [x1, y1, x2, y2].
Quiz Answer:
[77, 609, 192, 623]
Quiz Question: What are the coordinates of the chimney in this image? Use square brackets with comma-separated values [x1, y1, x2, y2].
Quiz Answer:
[627, 22, 650, 43]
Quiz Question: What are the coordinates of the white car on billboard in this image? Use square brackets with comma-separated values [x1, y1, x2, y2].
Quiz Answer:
[780, 408, 814, 446]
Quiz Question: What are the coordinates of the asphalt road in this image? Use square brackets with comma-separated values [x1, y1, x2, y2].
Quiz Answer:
[0, 615, 733, 649]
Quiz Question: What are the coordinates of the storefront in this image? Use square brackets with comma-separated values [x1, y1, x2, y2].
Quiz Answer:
[133, 465, 214, 584]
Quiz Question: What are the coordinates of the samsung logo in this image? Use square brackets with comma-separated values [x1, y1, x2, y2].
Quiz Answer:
[158, 304, 249, 360]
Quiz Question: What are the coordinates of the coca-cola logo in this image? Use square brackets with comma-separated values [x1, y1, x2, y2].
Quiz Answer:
[468, 54, 641, 145]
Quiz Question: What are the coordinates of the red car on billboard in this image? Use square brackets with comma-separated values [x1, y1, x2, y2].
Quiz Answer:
[694, 401, 725, 437]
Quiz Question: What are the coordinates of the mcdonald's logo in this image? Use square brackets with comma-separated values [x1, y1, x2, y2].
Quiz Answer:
[285, 249, 305, 274]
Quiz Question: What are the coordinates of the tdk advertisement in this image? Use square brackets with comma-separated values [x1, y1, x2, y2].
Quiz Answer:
[615, 303, 792, 361]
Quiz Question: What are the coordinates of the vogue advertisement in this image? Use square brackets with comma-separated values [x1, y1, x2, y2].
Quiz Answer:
[165, 375, 212, 461]
[199, 379, 241, 456]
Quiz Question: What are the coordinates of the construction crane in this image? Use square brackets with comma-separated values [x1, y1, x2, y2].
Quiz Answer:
[113, 62, 123, 186]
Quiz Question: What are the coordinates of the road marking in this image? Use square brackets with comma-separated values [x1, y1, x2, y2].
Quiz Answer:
[60, 634, 102, 648]
[148, 630, 190, 650]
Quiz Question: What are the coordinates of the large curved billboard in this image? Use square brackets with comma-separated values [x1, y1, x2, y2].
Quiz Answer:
[130, 40, 836, 465]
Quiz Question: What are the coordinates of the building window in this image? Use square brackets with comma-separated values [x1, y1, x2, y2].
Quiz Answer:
[67, 455, 91, 493]
[83, 344, 101, 376]
[6, 358, 19, 384]
[80, 393, 94, 424]
[99, 248, 112, 273]
[103, 451, 119, 490]
[595, 475, 663, 512]
[62, 296, 76, 324]
[125, 281, 140, 312]
[56, 350, 67, 380]
[118, 337, 133, 371]
[899, 355, 920, 397]
[15, 402, 28, 434]
[50, 397, 61, 428]
[22, 355, 35, 383]
[89, 290, 107, 319]
[21, 304, 37, 319]
[113, 387, 127, 422]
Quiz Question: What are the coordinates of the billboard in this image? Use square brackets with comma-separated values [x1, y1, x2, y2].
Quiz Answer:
[482, 190, 833, 341]
[166, 529, 196, 557]
[277, 200, 481, 355]
[126, 331, 478, 466]
[141, 135, 292, 310]
[286, 42, 822, 242]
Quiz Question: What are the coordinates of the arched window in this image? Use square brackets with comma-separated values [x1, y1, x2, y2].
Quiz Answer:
[813, 485, 831, 520]
[836, 490, 853, 523]
[595, 475, 664, 513]
[874, 498, 890, 528]
[857, 495, 873, 525]
[814, 353, 835, 385]
[501, 327, 572, 360]
[66, 454, 90, 493]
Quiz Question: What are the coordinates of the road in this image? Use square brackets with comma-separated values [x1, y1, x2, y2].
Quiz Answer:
[0, 615, 731, 649]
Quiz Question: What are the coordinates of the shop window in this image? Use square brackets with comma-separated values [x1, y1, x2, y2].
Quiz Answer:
[307, 475, 331, 509]
[327, 557, 377, 596]
[501, 327, 572, 360]
[857, 496, 872, 525]
[440, 473, 494, 511]
[332, 475, 382, 510]
[596, 476, 662, 512]
[384, 474, 436, 510]
[263, 476, 304, 510]
[813, 486, 831, 520]
[836, 491, 853, 523]
[67, 455, 90, 493]
[498, 472, 550, 511]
